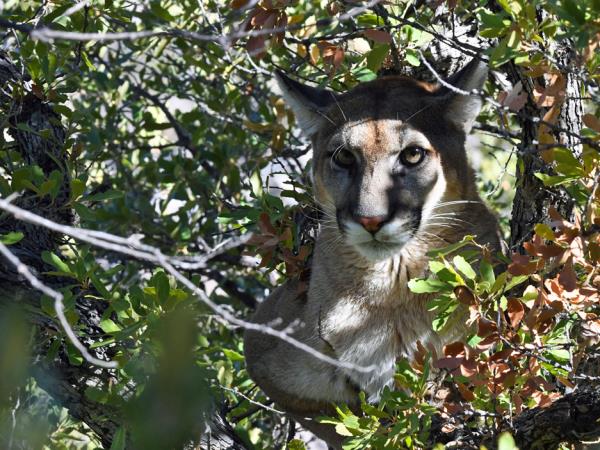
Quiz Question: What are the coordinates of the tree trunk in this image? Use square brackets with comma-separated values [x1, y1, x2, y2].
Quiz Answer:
[0, 50, 121, 448]
[508, 41, 583, 250]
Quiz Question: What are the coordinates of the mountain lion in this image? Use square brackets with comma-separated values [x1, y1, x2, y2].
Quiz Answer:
[244, 59, 501, 445]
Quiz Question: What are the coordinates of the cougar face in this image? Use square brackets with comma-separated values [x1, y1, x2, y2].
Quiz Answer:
[276, 61, 487, 261]
[315, 115, 447, 260]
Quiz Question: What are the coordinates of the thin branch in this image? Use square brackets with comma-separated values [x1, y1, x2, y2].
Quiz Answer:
[220, 385, 285, 415]
[418, 52, 600, 152]
[0, 18, 34, 33]
[0, 241, 118, 369]
[6, 0, 383, 45]
[0, 196, 379, 375]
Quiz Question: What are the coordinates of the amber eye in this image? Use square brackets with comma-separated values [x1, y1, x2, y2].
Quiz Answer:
[399, 146, 426, 167]
[331, 148, 356, 169]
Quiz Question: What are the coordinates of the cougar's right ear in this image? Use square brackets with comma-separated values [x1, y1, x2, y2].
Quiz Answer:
[436, 58, 488, 134]
[274, 71, 337, 137]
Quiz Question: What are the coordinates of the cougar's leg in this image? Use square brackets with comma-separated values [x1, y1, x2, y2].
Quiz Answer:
[244, 280, 360, 415]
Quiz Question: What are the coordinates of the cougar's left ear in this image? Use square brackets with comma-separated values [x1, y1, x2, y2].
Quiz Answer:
[274, 71, 337, 137]
[437, 58, 488, 134]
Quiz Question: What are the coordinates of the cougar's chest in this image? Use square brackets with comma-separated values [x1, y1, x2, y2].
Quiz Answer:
[318, 272, 434, 399]
[319, 300, 398, 399]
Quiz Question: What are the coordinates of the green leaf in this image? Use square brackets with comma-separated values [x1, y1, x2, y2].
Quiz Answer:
[432, 310, 452, 331]
[497, 432, 518, 450]
[553, 147, 584, 176]
[250, 171, 263, 198]
[534, 173, 577, 186]
[222, 349, 245, 362]
[452, 255, 476, 280]
[73, 203, 97, 221]
[356, 13, 385, 26]
[353, 67, 377, 82]
[506, 28, 520, 50]
[85, 386, 108, 403]
[489, 35, 512, 67]
[99, 318, 121, 334]
[428, 260, 446, 274]
[534, 223, 555, 241]
[66, 343, 83, 366]
[436, 267, 461, 284]
[70, 178, 86, 200]
[53, 104, 73, 119]
[408, 278, 449, 293]
[479, 259, 495, 286]
[89, 273, 111, 299]
[334, 423, 353, 437]
[497, 0, 521, 17]
[110, 426, 127, 450]
[405, 49, 420, 66]
[81, 51, 96, 71]
[0, 232, 24, 245]
[83, 189, 123, 202]
[478, 8, 509, 37]
[366, 44, 390, 72]
[150, 3, 176, 21]
[41, 294, 56, 317]
[342, 414, 360, 430]
[12, 166, 42, 193]
[504, 274, 529, 292]
[546, 348, 570, 363]
[560, 0, 586, 24]
[154, 271, 171, 303]
[42, 251, 71, 273]
[426, 294, 453, 312]
[287, 439, 307, 450]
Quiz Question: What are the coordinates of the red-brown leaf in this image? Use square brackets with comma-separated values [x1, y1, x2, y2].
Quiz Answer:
[443, 341, 465, 357]
[507, 298, 525, 328]
[434, 356, 462, 370]
[583, 114, 600, 133]
[459, 359, 478, 377]
[246, 35, 266, 58]
[332, 48, 345, 69]
[477, 317, 497, 337]
[454, 285, 476, 305]
[363, 29, 392, 43]
[508, 253, 540, 276]
[456, 382, 475, 401]
[231, 0, 249, 9]
[558, 259, 577, 291]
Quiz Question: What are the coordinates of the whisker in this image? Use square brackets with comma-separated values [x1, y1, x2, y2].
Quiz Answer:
[417, 231, 445, 241]
[329, 143, 346, 168]
[403, 104, 433, 123]
[330, 92, 347, 123]
[427, 216, 473, 226]
[423, 222, 459, 229]
[431, 200, 483, 209]
[316, 109, 336, 126]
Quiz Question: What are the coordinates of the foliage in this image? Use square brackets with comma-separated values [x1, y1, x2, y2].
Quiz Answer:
[0, 0, 599, 449]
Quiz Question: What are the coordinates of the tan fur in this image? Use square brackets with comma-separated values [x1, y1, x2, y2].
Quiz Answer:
[244, 61, 501, 447]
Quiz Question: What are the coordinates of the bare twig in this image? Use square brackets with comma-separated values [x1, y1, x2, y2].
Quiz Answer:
[419, 52, 600, 152]
[0, 196, 378, 374]
[220, 385, 285, 415]
[5, 0, 383, 46]
[0, 241, 118, 369]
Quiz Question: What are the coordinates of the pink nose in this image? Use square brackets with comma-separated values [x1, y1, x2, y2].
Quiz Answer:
[357, 215, 386, 233]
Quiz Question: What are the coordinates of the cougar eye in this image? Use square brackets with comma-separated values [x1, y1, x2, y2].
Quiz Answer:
[331, 148, 356, 169]
[399, 146, 426, 167]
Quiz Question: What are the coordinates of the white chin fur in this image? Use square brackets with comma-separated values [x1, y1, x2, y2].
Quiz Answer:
[344, 221, 412, 261]
[353, 241, 405, 261]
